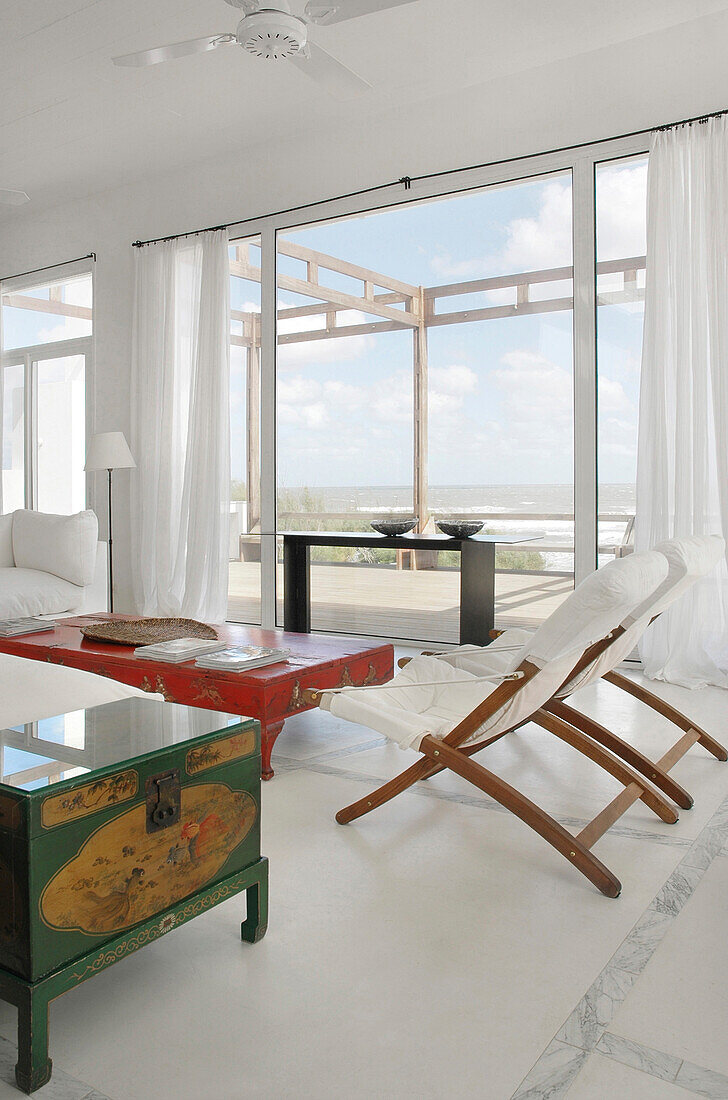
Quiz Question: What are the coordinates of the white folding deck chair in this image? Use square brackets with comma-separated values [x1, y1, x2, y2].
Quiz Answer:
[442, 535, 727, 810]
[307, 551, 673, 897]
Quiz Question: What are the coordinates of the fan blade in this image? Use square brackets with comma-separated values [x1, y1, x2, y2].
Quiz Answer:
[288, 42, 370, 97]
[0, 189, 30, 206]
[223, 0, 260, 11]
[304, 0, 418, 25]
[113, 34, 236, 67]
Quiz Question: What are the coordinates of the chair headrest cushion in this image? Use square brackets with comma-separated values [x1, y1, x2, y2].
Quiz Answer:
[622, 534, 725, 626]
[527, 550, 668, 666]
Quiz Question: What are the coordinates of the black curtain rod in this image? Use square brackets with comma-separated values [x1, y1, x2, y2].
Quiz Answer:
[0, 252, 96, 284]
[131, 103, 728, 250]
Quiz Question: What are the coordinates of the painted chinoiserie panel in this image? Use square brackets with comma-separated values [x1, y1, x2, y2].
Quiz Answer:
[41, 783, 257, 934]
[41, 771, 138, 829]
[186, 728, 257, 775]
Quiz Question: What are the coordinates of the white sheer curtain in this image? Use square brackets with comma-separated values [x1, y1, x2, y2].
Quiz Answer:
[636, 117, 728, 688]
[131, 229, 230, 622]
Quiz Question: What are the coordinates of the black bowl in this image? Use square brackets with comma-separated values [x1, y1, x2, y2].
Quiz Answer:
[436, 520, 484, 538]
[370, 519, 418, 536]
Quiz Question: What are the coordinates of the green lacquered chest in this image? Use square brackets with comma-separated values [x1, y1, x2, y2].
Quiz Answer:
[0, 697, 268, 1093]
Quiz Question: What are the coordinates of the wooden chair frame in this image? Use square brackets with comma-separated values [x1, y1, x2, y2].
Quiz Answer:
[530, 616, 726, 809]
[480, 607, 726, 811]
[307, 632, 681, 897]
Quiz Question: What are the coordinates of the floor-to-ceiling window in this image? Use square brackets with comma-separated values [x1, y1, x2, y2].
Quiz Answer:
[0, 262, 93, 514]
[225, 133, 649, 639]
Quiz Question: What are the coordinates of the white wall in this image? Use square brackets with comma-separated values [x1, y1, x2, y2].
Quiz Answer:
[2, 9, 728, 609]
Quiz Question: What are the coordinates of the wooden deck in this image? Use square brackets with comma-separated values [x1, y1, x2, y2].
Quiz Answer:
[227, 561, 572, 642]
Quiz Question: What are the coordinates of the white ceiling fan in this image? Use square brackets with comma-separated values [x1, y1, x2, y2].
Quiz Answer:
[0, 189, 30, 207]
[112, 0, 419, 97]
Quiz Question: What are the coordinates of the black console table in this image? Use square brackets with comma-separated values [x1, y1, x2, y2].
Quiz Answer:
[281, 531, 541, 645]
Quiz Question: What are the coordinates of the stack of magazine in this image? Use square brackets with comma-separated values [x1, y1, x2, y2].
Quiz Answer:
[0, 617, 57, 637]
[133, 638, 225, 663]
[194, 646, 290, 672]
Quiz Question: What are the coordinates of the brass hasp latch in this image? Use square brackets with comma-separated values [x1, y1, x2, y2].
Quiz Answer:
[145, 769, 181, 833]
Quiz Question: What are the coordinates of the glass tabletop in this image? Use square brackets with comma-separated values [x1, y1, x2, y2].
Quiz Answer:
[0, 697, 245, 792]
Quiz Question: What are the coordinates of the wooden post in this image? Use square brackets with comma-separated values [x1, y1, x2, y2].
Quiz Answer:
[246, 315, 261, 533]
[413, 288, 429, 531]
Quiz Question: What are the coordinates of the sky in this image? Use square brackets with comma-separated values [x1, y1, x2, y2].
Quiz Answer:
[231, 157, 648, 495]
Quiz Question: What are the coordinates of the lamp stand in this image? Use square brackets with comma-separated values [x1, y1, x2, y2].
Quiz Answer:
[107, 468, 114, 613]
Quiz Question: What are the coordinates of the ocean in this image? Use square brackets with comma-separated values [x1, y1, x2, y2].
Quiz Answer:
[279, 484, 635, 572]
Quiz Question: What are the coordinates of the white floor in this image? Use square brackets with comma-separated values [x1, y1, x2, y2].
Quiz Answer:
[1, 661, 727, 1099]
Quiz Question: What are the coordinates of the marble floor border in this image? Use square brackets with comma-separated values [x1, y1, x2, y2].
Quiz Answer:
[594, 1032, 728, 1097]
[509, 792, 728, 1099]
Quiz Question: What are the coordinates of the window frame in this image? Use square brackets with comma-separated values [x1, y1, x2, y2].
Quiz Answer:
[1, 260, 95, 513]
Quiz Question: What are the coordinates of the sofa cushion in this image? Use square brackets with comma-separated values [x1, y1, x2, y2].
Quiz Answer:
[0, 513, 13, 568]
[12, 509, 98, 587]
[0, 567, 85, 619]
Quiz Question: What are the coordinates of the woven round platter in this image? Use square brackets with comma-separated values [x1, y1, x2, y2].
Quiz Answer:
[80, 617, 218, 647]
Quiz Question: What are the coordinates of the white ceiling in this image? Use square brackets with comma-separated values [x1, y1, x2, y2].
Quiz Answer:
[1, 0, 727, 217]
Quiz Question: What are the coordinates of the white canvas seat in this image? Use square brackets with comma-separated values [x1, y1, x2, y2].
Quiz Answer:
[430, 536, 727, 809]
[313, 551, 675, 897]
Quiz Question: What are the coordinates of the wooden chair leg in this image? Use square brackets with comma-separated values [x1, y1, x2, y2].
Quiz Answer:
[546, 699, 694, 809]
[335, 730, 510, 823]
[336, 757, 439, 824]
[418, 736, 622, 897]
[604, 670, 727, 761]
[534, 710, 678, 824]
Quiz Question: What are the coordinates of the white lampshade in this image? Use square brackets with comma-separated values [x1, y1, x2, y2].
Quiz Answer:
[85, 431, 136, 471]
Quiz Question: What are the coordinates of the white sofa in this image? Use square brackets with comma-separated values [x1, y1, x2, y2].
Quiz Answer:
[0, 509, 108, 619]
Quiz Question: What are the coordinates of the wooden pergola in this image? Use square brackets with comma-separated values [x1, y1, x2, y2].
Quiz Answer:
[229, 241, 646, 532]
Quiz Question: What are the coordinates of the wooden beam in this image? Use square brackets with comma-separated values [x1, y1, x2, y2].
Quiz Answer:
[427, 296, 574, 329]
[3, 294, 92, 320]
[596, 255, 646, 275]
[277, 319, 410, 344]
[277, 238, 419, 298]
[230, 259, 419, 327]
[231, 334, 254, 348]
[275, 289, 409, 322]
[424, 265, 575, 301]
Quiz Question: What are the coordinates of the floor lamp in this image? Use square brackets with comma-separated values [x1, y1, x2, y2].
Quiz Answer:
[84, 432, 136, 613]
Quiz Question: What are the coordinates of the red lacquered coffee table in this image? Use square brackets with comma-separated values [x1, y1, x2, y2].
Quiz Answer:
[0, 615, 394, 779]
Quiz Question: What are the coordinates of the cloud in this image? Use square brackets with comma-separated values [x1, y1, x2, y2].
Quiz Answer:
[277, 305, 374, 367]
[430, 364, 477, 396]
[597, 375, 634, 417]
[478, 350, 574, 465]
[36, 317, 91, 344]
[596, 162, 648, 261]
